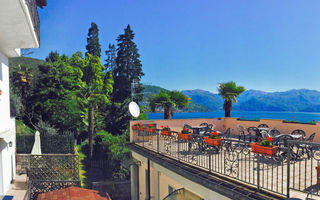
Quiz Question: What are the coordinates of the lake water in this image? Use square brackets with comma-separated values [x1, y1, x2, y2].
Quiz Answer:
[147, 111, 320, 123]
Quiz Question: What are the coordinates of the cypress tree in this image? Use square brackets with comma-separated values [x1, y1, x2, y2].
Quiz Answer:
[85, 22, 101, 58]
[104, 24, 144, 135]
[113, 24, 144, 103]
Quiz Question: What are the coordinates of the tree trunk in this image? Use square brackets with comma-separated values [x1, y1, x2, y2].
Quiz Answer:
[88, 107, 94, 160]
[164, 107, 171, 119]
[224, 100, 232, 117]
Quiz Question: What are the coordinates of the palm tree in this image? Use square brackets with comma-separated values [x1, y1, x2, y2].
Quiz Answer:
[148, 90, 190, 119]
[218, 81, 245, 117]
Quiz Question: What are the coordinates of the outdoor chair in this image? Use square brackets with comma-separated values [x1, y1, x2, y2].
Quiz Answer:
[183, 124, 192, 130]
[269, 128, 281, 138]
[237, 124, 246, 141]
[247, 127, 261, 142]
[291, 129, 306, 140]
[219, 128, 232, 139]
[306, 133, 316, 142]
[200, 123, 208, 127]
[274, 134, 295, 159]
[258, 124, 269, 128]
[208, 124, 214, 131]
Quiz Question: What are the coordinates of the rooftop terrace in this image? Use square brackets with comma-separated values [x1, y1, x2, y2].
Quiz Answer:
[130, 118, 320, 199]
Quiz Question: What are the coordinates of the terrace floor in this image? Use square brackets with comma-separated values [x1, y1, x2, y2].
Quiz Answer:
[135, 135, 320, 200]
[5, 174, 27, 200]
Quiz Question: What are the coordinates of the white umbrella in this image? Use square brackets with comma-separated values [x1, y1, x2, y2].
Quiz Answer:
[31, 131, 41, 154]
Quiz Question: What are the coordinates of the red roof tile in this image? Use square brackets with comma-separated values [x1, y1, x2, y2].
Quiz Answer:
[37, 186, 111, 200]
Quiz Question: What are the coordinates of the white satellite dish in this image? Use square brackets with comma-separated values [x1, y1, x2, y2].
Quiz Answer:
[129, 101, 140, 118]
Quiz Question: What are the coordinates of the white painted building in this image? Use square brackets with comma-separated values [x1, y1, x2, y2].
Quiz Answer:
[0, 0, 41, 195]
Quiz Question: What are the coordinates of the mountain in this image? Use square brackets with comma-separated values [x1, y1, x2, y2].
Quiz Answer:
[181, 89, 223, 111]
[142, 85, 211, 112]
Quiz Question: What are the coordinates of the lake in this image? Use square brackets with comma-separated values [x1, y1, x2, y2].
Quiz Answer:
[147, 111, 320, 123]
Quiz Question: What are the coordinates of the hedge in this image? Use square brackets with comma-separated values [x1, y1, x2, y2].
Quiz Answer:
[17, 134, 74, 154]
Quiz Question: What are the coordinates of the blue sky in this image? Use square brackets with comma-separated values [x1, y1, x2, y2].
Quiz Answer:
[33, 0, 320, 93]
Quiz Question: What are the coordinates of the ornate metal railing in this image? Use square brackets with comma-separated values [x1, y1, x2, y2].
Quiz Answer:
[134, 129, 320, 198]
[28, 180, 81, 200]
[27, 154, 81, 200]
[25, 0, 40, 43]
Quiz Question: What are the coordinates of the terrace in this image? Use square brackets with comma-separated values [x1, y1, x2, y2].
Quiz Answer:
[129, 117, 320, 199]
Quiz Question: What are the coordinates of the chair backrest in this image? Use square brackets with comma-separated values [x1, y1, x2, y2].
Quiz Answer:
[200, 123, 208, 127]
[258, 124, 269, 128]
[291, 129, 306, 137]
[237, 124, 245, 135]
[208, 124, 213, 129]
[223, 128, 232, 139]
[269, 128, 281, 138]
[307, 133, 316, 142]
[274, 135, 294, 148]
[247, 127, 260, 135]
[183, 124, 192, 130]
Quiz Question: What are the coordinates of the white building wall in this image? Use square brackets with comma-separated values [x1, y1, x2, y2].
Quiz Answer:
[0, 52, 10, 132]
[0, 51, 16, 195]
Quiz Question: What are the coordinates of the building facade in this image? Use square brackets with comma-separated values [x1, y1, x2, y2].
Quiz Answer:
[0, 0, 41, 195]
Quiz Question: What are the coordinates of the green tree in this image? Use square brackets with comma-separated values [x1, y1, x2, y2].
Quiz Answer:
[113, 24, 144, 103]
[105, 44, 117, 72]
[31, 51, 83, 133]
[86, 22, 101, 58]
[218, 81, 245, 117]
[148, 90, 190, 119]
[76, 54, 113, 159]
[104, 25, 144, 134]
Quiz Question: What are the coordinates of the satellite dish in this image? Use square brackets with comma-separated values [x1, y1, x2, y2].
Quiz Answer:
[129, 101, 140, 118]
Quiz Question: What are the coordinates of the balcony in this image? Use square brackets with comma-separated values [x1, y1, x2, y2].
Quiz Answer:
[0, 0, 41, 57]
[129, 118, 320, 199]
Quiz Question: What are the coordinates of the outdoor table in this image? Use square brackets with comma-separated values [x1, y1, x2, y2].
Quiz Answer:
[191, 126, 207, 135]
[275, 134, 302, 140]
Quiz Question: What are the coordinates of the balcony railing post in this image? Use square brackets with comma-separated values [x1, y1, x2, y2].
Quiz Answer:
[286, 142, 291, 198]
[257, 155, 260, 190]
[143, 133, 145, 147]
[157, 130, 159, 153]
[209, 151, 212, 172]
[177, 134, 180, 161]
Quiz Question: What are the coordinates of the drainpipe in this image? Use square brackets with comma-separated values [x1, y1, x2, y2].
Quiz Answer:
[130, 163, 139, 200]
[147, 159, 151, 200]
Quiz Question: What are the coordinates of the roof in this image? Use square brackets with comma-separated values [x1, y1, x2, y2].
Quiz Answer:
[37, 186, 111, 200]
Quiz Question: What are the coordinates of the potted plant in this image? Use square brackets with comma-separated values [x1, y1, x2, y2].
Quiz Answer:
[138, 122, 145, 131]
[204, 132, 222, 146]
[178, 128, 192, 141]
[147, 124, 156, 133]
[161, 125, 171, 136]
[131, 123, 139, 130]
[250, 137, 278, 156]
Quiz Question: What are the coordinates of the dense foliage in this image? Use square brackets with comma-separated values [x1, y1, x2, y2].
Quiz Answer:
[16, 133, 74, 154]
[10, 23, 145, 188]
[86, 22, 101, 58]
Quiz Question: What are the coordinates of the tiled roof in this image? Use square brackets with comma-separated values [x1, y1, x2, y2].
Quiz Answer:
[37, 186, 111, 200]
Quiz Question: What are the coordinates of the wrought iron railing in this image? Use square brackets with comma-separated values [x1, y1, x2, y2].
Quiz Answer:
[25, 0, 40, 43]
[28, 180, 81, 200]
[27, 154, 81, 200]
[133, 129, 320, 198]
